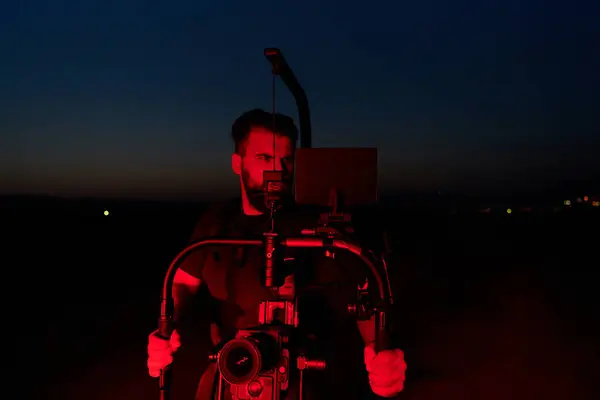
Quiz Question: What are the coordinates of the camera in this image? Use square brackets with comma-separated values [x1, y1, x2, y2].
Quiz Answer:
[211, 279, 296, 400]
[215, 330, 287, 398]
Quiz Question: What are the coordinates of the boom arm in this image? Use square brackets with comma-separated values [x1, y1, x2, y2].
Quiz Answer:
[264, 48, 312, 148]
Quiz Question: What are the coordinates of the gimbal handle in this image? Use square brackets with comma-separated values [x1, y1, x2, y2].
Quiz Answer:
[157, 236, 391, 398]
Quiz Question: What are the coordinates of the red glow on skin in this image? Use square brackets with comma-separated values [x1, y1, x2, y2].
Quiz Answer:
[231, 127, 295, 216]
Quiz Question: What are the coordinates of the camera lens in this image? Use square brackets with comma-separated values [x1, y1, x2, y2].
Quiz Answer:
[218, 338, 262, 385]
[225, 347, 254, 379]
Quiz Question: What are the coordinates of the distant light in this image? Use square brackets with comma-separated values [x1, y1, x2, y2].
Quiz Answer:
[104, 210, 110, 216]
[564, 200, 571, 206]
[506, 208, 512, 214]
[583, 196, 589, 202]
[592, 201, 600, 207]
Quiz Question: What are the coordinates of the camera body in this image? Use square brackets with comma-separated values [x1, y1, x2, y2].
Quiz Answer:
[215, 326, 291, 400]
[210, 275, 309, 400]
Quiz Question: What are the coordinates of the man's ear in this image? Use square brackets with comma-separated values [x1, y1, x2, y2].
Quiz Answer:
[231, 153, 242, 175]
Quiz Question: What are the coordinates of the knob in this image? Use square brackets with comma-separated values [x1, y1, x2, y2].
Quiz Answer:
[348, 304, 357, 315]
[297, 356, 326, 370]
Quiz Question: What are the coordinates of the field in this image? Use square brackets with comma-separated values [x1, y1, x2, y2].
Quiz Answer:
[4, 195, 599, 400]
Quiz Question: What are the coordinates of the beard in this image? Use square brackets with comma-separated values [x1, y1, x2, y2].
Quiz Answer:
[241, 167, 293, 214]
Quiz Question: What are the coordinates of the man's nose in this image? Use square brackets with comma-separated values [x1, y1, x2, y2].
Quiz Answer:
[273, 158, 284, 171]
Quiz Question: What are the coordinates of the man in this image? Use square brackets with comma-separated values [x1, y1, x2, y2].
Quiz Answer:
[147, 109, 406, 399]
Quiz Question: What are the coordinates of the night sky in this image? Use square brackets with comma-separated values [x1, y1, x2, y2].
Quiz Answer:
[2, 0, 599, 200]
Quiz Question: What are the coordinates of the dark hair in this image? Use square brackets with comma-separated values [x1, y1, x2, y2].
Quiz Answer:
[231, 109, 298, 155]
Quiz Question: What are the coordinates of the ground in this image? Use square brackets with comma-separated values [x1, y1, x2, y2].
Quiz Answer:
[8, 201, 598, 400]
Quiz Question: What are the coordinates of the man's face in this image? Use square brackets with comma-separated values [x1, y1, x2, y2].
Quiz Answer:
[232, 127, 295, 213]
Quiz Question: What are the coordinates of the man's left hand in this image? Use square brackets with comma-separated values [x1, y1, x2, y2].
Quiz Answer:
[364, 343, 407, 398]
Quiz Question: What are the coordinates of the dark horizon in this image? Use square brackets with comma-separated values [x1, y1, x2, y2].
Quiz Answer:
[3, 175, 599, 206]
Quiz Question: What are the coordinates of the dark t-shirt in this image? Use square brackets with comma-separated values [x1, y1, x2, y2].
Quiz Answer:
[179, 199, 375, 400]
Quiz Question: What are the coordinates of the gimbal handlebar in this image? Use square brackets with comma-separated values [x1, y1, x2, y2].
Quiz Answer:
[156, 235, 392, 400]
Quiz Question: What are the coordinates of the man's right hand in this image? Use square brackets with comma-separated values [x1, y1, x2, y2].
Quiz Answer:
[147, 329, 181, 378]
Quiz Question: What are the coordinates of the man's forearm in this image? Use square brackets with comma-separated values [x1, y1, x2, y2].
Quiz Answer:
[357, 316, 376, 346]
[172, 282, 198, 322]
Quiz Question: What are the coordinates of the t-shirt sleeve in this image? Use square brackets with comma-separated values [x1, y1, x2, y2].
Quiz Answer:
[177, 203, 224, 280]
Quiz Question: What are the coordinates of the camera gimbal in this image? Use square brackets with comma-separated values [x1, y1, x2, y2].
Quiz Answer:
[156, 214, 392, 400]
